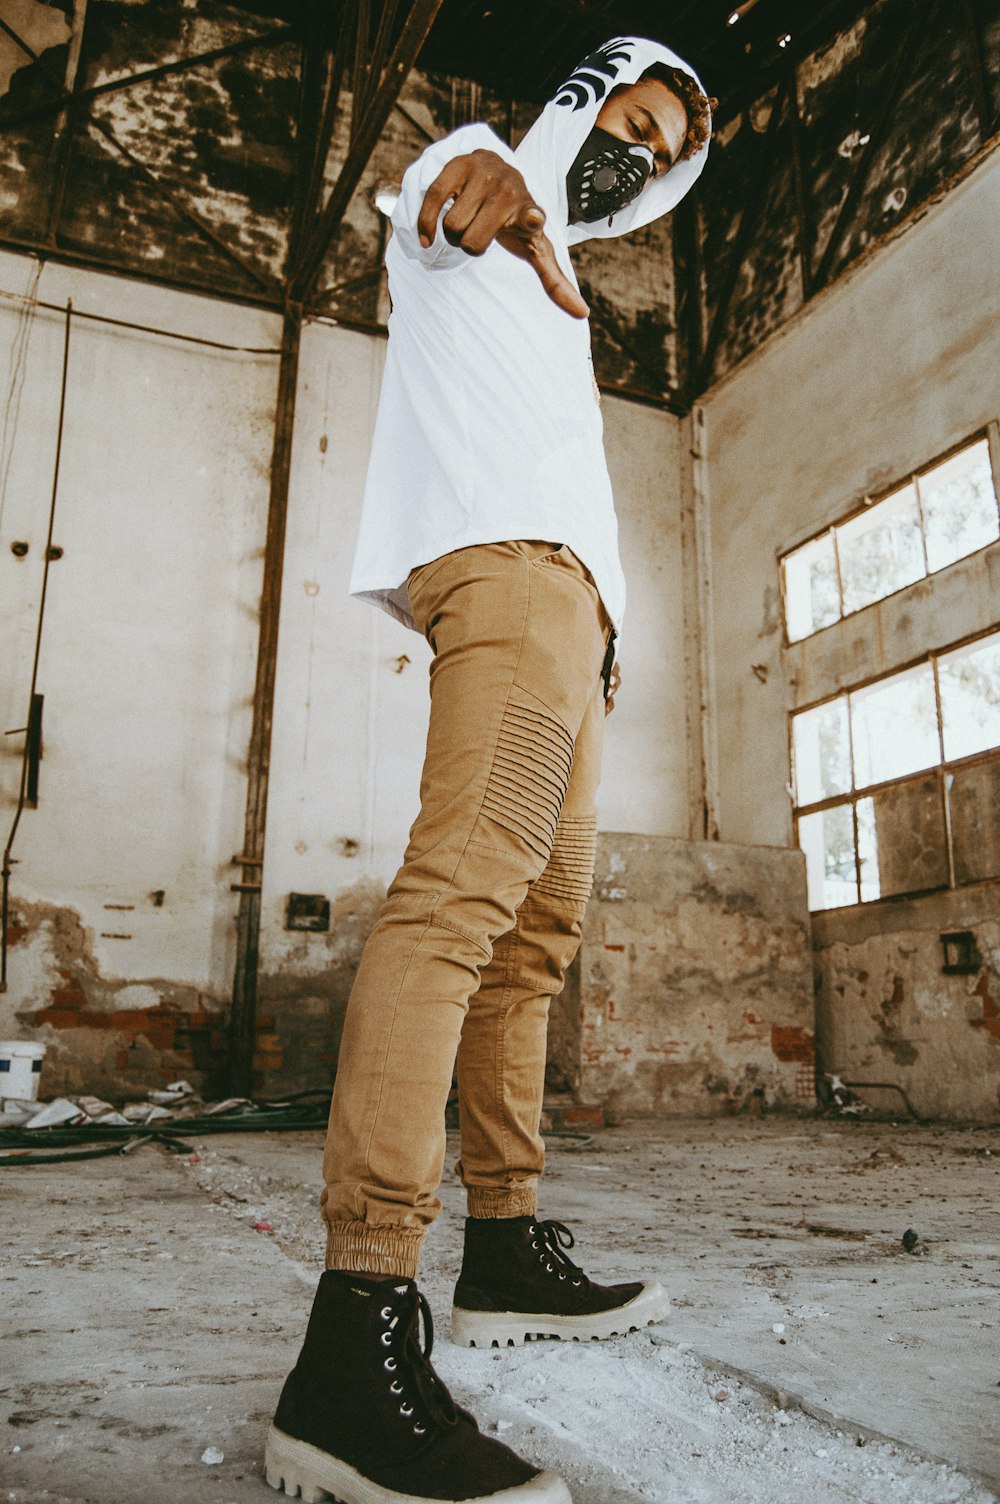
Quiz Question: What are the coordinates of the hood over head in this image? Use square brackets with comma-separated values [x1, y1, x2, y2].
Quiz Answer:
[514, 36, 711, 243]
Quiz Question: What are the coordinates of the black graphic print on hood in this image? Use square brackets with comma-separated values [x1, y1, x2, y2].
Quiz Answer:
[514, 34, 711, 244]
[555, 41, 637, 111]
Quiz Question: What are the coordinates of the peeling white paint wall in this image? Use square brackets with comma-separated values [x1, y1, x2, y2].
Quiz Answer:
[0, 253, 278, 1065]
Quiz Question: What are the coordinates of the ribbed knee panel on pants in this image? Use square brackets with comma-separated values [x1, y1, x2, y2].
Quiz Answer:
[480, 693, 575, 863]
[531, 814, 598, 906]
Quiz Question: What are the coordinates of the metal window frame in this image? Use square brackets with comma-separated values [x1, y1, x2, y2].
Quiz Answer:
[790, 626, 1000, 910]
[780, 425, 1000, 646]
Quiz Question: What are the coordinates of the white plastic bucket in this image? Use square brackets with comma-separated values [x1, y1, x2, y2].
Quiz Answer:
[0, 1041, 46, 1102]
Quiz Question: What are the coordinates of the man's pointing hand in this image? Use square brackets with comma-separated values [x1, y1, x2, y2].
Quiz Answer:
[416, 149, 589, 320]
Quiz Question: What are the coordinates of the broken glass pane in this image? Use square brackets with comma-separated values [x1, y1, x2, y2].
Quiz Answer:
[850, 663, 939, 788]
[949, 760, 1000, 885]
[782, 532, 841, 642]
[938, 630, 1000, 762]
[919, 438, 999, 573]
[856, 775, 948, 899]
[837, 484, 925, 614]
[792, 697, 852, 805]
[798, 803, 857, 910]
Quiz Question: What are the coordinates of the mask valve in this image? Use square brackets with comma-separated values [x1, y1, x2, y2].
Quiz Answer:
[567, 127, 654, 225]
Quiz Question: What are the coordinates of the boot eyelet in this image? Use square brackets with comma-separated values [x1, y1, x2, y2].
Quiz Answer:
[558, 1273, 566, 1280]
[545, 1263, 554, 1272]
[380, 1331, 393, 1346]
[380, 1306, 393, 1320]
[390, 1381, 403, 1394]
[400, 1404, 413, 1417]
[414, 1424, 426, 1435]
[384, 1357, 398, 1371]
[572, 1279, 582, 1287]
[531, 1241, 539, 1250]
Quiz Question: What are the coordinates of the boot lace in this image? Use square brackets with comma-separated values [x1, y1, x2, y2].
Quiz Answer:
[379, 1286, 458, 1439]
[528, 1219, 586, 1288]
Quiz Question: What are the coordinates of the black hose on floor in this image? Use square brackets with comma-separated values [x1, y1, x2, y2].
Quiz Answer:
[0, 1099, 593, 1166]
[0, 1104, 330, 1166]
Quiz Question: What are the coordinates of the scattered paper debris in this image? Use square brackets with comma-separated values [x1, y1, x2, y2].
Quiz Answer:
[122, 1103, 173, 1124]
[24, 1098, 87, 1130]
[200, 1446, 224, 1465]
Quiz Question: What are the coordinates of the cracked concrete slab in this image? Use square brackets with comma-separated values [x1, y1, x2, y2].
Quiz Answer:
[1, 1118, 997, 1503]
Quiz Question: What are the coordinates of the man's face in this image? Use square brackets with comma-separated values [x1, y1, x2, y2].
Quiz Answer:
[596, 79, 689, 178]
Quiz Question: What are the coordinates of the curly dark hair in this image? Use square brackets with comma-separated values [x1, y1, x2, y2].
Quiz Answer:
[640, 62, 716, 163]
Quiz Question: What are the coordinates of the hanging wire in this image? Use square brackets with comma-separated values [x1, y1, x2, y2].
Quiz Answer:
[1, 300, 73, 992]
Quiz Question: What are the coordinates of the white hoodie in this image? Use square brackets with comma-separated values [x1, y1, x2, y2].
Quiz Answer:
[349, 37, 711, 637]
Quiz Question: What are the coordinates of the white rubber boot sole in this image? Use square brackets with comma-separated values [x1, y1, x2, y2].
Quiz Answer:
[265, 1425, 572, 1504]
[451, 1279, 669, 1348]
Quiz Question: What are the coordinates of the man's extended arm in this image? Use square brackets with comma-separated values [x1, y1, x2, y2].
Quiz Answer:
[391, 125, 588, 319]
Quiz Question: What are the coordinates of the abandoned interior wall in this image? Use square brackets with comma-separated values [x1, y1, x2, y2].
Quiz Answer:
[0, 252, 279, 1098]
[699, 150, 1000, 1121]
[575, 832, 814, 1119]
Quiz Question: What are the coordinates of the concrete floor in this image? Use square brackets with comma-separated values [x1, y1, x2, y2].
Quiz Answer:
[1, 1117, 998, 1504]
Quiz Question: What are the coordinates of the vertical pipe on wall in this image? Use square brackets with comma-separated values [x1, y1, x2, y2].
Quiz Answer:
[44, 0, 89, 247]
[226, 304, 302, 1093]
[689, 404, 721, 841]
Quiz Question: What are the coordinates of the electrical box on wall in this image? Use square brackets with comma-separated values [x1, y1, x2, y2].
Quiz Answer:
[940, 931, 980, 975]
[286, 893, 330, 932]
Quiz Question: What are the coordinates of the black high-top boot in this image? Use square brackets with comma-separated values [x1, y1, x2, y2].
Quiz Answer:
[451, 1216, 669, 1347]
[266, 1271, 571, 1503]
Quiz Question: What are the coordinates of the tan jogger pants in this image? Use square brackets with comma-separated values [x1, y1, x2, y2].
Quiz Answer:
[321, 540, 614, 1278]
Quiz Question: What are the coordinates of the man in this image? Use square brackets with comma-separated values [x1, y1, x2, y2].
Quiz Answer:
[266, 35, 713, 1504]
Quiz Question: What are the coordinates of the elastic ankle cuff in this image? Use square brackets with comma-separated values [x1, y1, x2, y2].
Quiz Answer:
[466, 1187, 537, 1219]
[325, 1221, 424, 1279]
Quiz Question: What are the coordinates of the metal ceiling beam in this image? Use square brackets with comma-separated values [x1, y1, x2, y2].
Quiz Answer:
[0, 8, 279, 294]
[0, 26, 296, 137]
[296, 0, 357, 249]
[289, 0, 446, 302]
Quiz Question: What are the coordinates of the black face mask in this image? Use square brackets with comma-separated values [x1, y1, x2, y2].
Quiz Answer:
[566, 126, 654, 225]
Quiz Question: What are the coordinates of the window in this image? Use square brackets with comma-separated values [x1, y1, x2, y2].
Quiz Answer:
[782, 434, 999, 643]
[791, 628, 1000, 910]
